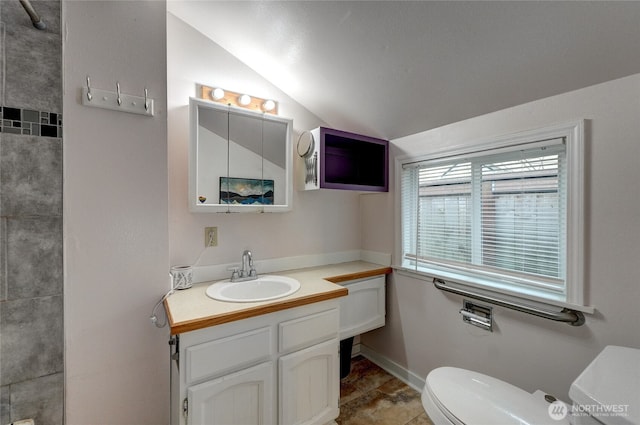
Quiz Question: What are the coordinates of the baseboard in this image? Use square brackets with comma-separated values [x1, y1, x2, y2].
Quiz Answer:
[359, 345, 425, 393]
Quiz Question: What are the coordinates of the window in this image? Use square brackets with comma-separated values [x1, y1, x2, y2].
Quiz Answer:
[399, 121, 585, 309]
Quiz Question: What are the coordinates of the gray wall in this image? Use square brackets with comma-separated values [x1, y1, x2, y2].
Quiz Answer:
[64, 2, 169, 422]
[360, 73, 640, 400]
[0, 1, 63, 424]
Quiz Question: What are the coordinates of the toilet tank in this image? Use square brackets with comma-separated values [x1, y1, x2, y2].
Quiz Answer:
[569, 346, 640, 425]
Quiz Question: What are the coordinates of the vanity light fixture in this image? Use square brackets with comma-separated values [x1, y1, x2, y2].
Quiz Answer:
[262, 99, 276, 112]
[238, 94, 252, 106]
[211, 88, 225, 101]
[199, 84, 279, 115]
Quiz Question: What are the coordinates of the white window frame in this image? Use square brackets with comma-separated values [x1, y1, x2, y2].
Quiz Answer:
[395, 120, 592, 313]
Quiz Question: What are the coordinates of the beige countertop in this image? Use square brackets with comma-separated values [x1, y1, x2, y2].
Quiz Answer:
[164, 261, 392, 335]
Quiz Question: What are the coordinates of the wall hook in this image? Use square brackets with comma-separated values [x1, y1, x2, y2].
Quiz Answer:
[81, 78, 154, 117]
[86, 76, 93, 101]
[116, 82, 122, 106]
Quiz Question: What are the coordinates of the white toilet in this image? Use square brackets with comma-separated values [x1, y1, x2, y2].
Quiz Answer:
[422, 345, 639, 425]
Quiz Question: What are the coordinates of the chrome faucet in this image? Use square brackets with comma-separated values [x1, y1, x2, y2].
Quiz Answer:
[231, 250, 257, 282]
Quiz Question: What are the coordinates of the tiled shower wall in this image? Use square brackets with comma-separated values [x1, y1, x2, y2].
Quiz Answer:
[0, 1, 63, 424]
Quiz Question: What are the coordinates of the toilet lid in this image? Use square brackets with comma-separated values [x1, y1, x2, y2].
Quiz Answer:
[569, 346, 640, 425]
[426, 367, 568, 425]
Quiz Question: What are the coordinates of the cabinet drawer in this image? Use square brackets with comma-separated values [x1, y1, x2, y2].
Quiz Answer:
[185, 326, 272, 384]
[279, 309, 338, 353]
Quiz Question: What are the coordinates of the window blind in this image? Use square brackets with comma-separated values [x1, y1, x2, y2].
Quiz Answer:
[401, 139, 567, 298]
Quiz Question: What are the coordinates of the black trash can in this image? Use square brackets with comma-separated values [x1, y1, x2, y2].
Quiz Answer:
[339, 336, 355, 379]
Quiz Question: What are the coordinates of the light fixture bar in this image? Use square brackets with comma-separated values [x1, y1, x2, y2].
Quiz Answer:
[200, 84, 278, 115]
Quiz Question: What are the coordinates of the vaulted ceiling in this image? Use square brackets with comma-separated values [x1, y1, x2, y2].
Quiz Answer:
[169, 1, 640, 140]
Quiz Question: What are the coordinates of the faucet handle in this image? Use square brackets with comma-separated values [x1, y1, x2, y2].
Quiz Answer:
[227, 266, 240, 281]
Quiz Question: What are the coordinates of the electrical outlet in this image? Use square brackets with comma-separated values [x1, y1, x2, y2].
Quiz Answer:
[205, 227, 218, 247]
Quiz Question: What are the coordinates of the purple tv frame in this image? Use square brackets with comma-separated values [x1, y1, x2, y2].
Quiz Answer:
[318, 126, 389, 192]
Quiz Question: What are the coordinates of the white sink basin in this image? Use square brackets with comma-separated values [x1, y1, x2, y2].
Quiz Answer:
[205, 275, 301, 303]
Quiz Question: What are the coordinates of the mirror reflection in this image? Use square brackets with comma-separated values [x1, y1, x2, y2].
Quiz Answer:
[189, 98, 292, 212]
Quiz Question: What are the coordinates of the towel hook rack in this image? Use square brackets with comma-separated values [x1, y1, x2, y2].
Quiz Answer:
[81, 76, 154, 117]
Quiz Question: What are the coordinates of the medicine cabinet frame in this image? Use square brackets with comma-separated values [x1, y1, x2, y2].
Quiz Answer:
[189, 97, 293, 213]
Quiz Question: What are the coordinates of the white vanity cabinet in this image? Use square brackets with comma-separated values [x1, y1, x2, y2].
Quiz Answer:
[338, 275, 386, 340]
[171, 299, 340, 425]
[278, 308, 341, 425]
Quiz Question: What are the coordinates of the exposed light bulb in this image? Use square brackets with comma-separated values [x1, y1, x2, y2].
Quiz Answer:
[262, 99, 276, 112]
[238, 94, 251, 106]
[211, 88, 225, 100]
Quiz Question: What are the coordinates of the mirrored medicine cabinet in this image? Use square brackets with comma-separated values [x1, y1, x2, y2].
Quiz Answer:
[189, 97, 293, 213]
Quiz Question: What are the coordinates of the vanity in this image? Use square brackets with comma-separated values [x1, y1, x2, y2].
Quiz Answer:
[176, 92, 390, 424]
[164, 262, 390, 425]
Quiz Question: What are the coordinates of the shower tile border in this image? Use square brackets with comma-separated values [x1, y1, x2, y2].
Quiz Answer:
[0, 106, 62, 138]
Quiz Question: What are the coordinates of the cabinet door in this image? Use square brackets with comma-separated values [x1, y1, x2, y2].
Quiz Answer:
[339, 276, 386, 340]
[188, 361, 275, 425]
[279, 339, 339, 425]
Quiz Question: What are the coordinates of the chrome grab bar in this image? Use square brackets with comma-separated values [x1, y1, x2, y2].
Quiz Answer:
[433, 278, 585, 326]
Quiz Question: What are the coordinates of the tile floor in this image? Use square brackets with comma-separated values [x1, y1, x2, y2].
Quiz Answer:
[337, 356, 433, 425]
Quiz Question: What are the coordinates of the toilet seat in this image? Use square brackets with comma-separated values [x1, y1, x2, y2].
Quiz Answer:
[422, 382, 464, 425]
[424, 367, 570, 425]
